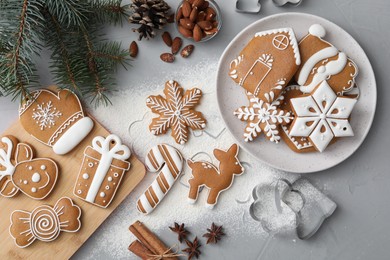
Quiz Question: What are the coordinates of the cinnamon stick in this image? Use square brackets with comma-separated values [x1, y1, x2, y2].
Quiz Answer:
[128, 240, 154, 260]
[129, 221, 177, 260]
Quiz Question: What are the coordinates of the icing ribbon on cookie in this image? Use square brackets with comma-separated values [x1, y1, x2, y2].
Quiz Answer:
[137, 144, 183, 214]
[85, 135, 131, 203]
[9, 197, 81, 248]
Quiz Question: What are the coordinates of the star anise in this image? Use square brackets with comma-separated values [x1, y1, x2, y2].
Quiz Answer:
[182, 237, 201, 260]
[169, 222, 189, 243]
[203, 223, 225, 244]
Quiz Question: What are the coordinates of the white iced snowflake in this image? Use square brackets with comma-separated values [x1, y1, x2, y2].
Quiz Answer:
[289, 81, 357, 152]
[32, 101, 62, 130]
[234, 93, 293, 143]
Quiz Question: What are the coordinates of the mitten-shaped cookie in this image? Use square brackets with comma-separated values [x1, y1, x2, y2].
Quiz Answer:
[19, 88, 94, 155]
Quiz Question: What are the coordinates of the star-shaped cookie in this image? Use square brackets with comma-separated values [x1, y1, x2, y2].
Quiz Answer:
[146, 80, 207, 144]
[234, 92, 293, 143]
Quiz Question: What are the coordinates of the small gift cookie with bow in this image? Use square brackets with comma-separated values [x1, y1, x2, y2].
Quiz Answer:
[19, 88, 94, 155]
[0, 135, 58, 200]
[73, 134, 131, 208]
[9, 197, 82, 248]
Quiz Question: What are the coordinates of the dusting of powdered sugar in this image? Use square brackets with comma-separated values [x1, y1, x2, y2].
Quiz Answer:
[83, 59, 302, 259]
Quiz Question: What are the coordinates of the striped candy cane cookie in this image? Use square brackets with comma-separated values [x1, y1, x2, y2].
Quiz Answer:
[137, 144, 183, 214]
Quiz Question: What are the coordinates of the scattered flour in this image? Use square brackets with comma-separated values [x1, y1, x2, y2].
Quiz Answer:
[84, 59, 300, 259]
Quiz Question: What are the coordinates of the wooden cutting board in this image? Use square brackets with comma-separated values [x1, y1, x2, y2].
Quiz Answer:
[0, 117, 145, 259]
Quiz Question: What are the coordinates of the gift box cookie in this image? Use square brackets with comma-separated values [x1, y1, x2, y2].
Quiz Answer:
[19, 88, 94, 155]
[229, 28, 301, 101]
[73, 134, 131, 208]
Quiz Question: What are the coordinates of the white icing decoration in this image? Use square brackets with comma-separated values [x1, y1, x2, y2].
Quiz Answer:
[82, 173, 89, 180]
[0, 137, 16, 178]
[309, 24, 326, 38]
[281, 125, 313, 150]
[32, 101, 62, 130]
[77, 190, 82, 194]
[23, 180, 28, 185]
[105, 185, 110, 190]
[272, 34, 290, 50]
[255, 28, 301, 65]
[297, 46, 338, 87]
[113, 172, 119, 177]
[28, 166, 33, 170]
[229, 55, 244, 80]
[137, 144, 184, 215]
[234, 92, 293, 143]
[88, 162, 94, 167]
[52, 116, 94, 155]
[31, 187, 37, 193]
[289, 81, 357, 152]
[32, 173, 41, 183]
[40, 165, 46, 170]
[300, 52, 348, 93]
[99, 192, 105, 198]
[243, 54, 274, 96]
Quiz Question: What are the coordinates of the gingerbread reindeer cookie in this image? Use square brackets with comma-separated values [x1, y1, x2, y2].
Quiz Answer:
[9, 197, 81, 248]
[0, 135, 58, 200]
[187, 144, 244, 209]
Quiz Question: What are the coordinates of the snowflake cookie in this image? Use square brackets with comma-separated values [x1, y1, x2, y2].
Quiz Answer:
[146, 80, 207, 144]
[289, 81, 357, 152]
[234, 92, 293, 143]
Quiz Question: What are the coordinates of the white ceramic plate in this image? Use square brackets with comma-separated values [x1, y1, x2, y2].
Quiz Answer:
[216, 13, 376, 173]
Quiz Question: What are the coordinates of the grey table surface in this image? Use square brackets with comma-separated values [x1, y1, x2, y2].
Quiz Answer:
[1, 0, 390, 259]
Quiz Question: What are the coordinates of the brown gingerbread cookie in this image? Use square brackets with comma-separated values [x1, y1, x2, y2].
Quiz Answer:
[9, 197, 81, 248]
[146, 80, 207, 144]
[234, 91, 293, 143]
[229, 28, 301, 101]
[19, 88, 94, 155]
[0, 135, 58, 199]
[295, 24, 358, 95]
[187, 144, 244, 208]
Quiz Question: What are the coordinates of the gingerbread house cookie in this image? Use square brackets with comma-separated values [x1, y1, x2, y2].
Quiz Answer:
[295, 24, 358, 95]
[229, 28, 301, 101]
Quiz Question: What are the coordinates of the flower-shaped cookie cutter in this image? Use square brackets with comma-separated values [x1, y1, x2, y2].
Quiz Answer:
[272, 0, 302, 7]
[249, 178, 336, 239]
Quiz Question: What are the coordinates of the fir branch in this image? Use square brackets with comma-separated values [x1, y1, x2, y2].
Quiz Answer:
[45, 0, 87, 27]
[89, 0, 128, 25]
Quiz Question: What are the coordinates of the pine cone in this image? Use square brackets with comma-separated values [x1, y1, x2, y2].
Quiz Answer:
[129, 0, 171, 40]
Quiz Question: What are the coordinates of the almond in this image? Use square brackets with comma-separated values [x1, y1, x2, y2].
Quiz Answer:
[189, 7, 198, 22]
[205, 7, 216, 21]
[162, 31, 172, 47]
[204, 27, 218, 35]
[192, 0, 205, 8]
[129, 41, 138, 58]
[212, 21, 219, 28]
[179, 18, 195, 30]
[197, 20, 212, 30]
[160, 53, 175, 63]
[199, 1, 209, 10]
[171, 37, 183, 54]
[176, 7, 183, 21]
[181, 44, 195, 58]
[182, 1, 192, 18]
[188, 0, 195, 4]
[193, 24, 203, 42]
[196, 11, 206, 22]
[178, 25, 193, 38]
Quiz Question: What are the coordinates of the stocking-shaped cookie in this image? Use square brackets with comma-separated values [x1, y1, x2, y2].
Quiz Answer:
[0, 136, 58, 200]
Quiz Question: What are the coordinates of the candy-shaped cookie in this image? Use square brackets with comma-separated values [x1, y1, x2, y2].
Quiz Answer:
[229, 28, 301, 101]
[74, 134, 131, 208]
[288, 81, 357, 152]
[0, 135, 58, 199]
[137, 144, 183, 214]
[146, 80, 207, 144]
[9, 197, 81, 248]
[187, 144, 244, 209]
[234, 91, 293, 143]
[295, 24, 358, 95]
[19, 88, 94, 155]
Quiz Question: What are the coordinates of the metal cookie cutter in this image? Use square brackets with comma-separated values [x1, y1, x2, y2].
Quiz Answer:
[272, 0, 302, 7]
[235, 0, 262, 14]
